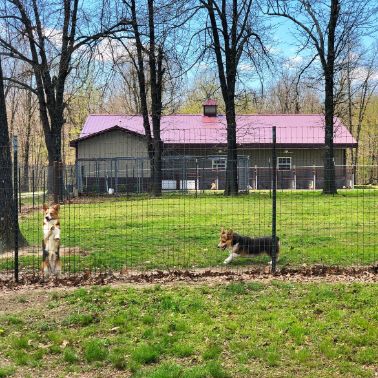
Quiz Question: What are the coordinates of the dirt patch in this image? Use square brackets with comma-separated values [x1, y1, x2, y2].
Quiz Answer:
[20, 204, 39, 216]
[19, 196, 114, 215]
[12, 366, 131, 378]
[64, 195, 118, 205]
[0, 289, 52, 314]
[0, 246, 89, 259]
[0, 264, 377, 292]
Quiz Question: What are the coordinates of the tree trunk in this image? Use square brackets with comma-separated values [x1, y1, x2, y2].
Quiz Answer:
[0, 57, 27, 251]
[224, 99, 238, 195]
[0, 90, 14, 251]
[151, 140, 163, 196]
[203, 0, 241, 196]
[322, 0, 338, 195]
[45, 119, 64, 198]
[22, 154, 30, 192]
[21, 98, 33, 192]
[369, 152, 376, 184]
[323, 75, 337, 194]
[129, 0, 163, 197]
[148, 0, 163, 197]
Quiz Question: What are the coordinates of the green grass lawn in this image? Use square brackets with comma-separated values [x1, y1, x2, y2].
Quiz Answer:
[7, 189, 377, 272]
[0, 282, 377, 377]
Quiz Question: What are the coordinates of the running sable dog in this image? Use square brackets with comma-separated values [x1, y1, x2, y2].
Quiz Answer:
[218, 228, 280, 265]
[41, 204, 61, 277]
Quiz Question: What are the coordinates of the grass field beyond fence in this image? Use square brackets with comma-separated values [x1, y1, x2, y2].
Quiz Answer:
[3, 189, 376, 273]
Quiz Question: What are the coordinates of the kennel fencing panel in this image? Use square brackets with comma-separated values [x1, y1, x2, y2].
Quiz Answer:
[2, 125, 377, 278]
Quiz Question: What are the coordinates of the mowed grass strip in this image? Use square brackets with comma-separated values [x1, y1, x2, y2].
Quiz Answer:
[0, 282, 377, 377]
[14, 189, 378, 272]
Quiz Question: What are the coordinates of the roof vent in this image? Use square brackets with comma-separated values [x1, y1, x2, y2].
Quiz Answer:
[203, 99, 217, 117]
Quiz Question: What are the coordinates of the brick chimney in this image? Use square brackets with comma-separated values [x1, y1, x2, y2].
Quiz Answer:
[203, 99, 217, 117]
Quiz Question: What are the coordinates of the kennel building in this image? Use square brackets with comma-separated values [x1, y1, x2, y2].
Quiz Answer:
[70, 101, 357, 193]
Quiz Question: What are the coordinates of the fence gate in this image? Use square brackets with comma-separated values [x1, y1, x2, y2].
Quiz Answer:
[237, 156, 250, 190]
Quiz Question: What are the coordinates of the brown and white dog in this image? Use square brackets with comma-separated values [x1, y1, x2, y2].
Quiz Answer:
[218, 228, 280, 265]
[41, 203, 61, 277]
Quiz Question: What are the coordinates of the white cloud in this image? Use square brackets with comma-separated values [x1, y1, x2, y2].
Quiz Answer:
[239, 62, 254, 73]
[283, 55, 304, 69]
[351, 66, 378, 83]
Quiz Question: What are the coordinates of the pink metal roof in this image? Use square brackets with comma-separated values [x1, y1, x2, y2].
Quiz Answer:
[73, 114, 357, 147]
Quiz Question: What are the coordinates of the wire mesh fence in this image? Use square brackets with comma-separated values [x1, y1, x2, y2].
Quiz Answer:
[1, 122, 377, 279]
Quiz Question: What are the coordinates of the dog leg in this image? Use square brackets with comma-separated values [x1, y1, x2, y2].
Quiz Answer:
[268, 256, 279, 265]
[53, 239, 61, 277]
[224, 253, 233, 264]
[224, 253, 239, 264]
[53, 227, 61, 241]
[41, 239, 49, 277]
[43, 229, 53, 247]
[224, 244, 240, 264]
[41, 261, 50, 278]
[269, 240, 280, 266]
[55, 258, 62, 277]
[42, 230, 53, 277]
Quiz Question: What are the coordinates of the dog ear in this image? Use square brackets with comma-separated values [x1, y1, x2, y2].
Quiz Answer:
[43, 203, 48, 211]
[228, 229, 233, 236]
[221, 226, 224, 233]
[52, 204, 60, 212]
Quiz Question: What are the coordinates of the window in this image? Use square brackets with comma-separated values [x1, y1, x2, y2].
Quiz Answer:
[212, 158, 227, 170]
[204, 105, 217, 117]
[278, 157, 292, 170]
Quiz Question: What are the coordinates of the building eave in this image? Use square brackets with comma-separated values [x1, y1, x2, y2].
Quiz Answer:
[163, 142, 358, 149]
[69, 125, 146, 147]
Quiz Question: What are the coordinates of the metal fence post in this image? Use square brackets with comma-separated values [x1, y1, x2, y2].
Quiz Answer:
[126, 163, 129, 197]
[62, 162, 66, 201]
[32, 169, 35, 209]
[96, 161, 99, 194]
[13, 136, 19, 282]
[18, 166, 21, 213]
[271, 127, 277, 274]
[202, 159, 205, 194]
[195, 158, 199, 198]
[141, 160, 144, 193]
[43, 168, 46, 203]
[268, 159, 271, 198]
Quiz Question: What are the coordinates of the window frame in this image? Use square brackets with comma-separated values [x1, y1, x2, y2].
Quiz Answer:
[212, 157, 227, 170]
[277, 157, 292, 171]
